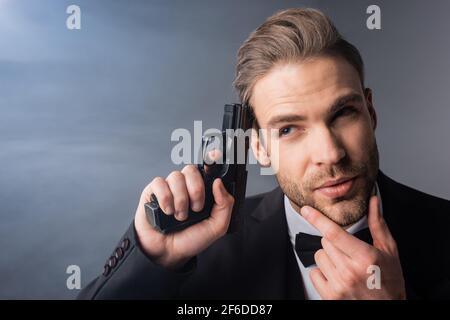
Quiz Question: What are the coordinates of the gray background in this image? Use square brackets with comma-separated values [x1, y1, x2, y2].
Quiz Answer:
[0, 0, 449, 299]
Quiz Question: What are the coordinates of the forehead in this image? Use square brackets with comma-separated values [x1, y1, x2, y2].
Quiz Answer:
[251, 56, 363, 123]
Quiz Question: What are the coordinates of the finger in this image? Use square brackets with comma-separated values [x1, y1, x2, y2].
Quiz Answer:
[321, 237, 352, 272]
[204, 149, 224, 176]
[367, 195, 397, 255]
[204, 148, 223, 166]
[208, 178, 234, 236]
[136, 181, 169, 236]
[166, 171, 189, 221]
[314, 249, 339, 282]
[149, 177, 174, 215]
[207, 149, 223, 162]
[309, 267, 330, 299]
[181, 165, 205, 212]
[301, 205, 371, 257]
[140, 182, 153, 203]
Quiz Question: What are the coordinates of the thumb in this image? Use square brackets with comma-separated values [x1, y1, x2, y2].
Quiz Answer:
[367, 195, 397, 255]
[209, 178, 234, 233]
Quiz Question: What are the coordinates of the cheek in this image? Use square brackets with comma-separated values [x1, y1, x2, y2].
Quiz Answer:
[277, 143, 308, 180]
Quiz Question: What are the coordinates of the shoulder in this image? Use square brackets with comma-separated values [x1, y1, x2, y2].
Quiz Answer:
[378, 171, 450, 221]
[378, 171, 450, 242]
[241, 190, 271, 212]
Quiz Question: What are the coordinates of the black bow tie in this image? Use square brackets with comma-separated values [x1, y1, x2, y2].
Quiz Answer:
[295, 228, 373, 267]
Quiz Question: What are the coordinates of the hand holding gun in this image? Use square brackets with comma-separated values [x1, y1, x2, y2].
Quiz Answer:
[133, 104, 252, 269]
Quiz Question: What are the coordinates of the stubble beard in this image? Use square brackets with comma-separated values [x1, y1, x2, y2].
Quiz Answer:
[277, 139, 380, 227]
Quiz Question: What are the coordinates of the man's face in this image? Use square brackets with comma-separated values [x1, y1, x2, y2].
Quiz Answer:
[250, 55, 379, 227]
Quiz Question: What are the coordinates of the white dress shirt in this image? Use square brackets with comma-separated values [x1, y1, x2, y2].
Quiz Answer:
[284, 183, 383, 300]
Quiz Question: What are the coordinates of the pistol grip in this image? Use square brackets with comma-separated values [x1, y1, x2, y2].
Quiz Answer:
[144, 170, 215, 234]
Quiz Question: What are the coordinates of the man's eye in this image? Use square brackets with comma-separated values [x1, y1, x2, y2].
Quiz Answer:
[279, 126, 294, 137]
[335, 106, 357, 119]
[336, 107, 356, 117]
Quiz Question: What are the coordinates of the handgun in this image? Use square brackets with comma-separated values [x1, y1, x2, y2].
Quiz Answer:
[144, 104, 253, 234]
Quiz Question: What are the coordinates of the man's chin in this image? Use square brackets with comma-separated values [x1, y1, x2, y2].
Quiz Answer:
[312, 197, 367, 227]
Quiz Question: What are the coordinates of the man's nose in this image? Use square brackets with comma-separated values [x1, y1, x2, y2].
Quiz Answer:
[309, 126, 346, 166]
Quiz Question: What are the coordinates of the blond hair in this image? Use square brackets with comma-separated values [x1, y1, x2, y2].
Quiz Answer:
[233, 8, 364, 114]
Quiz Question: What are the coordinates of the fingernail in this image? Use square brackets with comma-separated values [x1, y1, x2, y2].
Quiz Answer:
[192, 202, 202, 212]
[165, 206, 174, 214]
[216, 178, 224, 191]
[175, 211, 187, 221]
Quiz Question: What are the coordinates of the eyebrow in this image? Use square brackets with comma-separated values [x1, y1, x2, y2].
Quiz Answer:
[266, 93, 364, 127]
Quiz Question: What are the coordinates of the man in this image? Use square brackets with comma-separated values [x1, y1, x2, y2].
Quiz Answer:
[78, 8, 450, 299]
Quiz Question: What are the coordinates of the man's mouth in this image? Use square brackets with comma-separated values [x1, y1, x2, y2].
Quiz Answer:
[314, 176, 358, 198]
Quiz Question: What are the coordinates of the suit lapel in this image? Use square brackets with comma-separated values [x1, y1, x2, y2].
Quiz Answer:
[376, 170, 420, 299]
[242, 187, 305, 299]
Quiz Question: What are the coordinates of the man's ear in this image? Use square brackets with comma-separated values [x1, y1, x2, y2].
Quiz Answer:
[251, 128, 271, 167]
[365, 88, 377, 131]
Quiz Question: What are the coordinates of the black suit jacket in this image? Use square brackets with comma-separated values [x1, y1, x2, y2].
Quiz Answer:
[78, 171, 450, 299]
